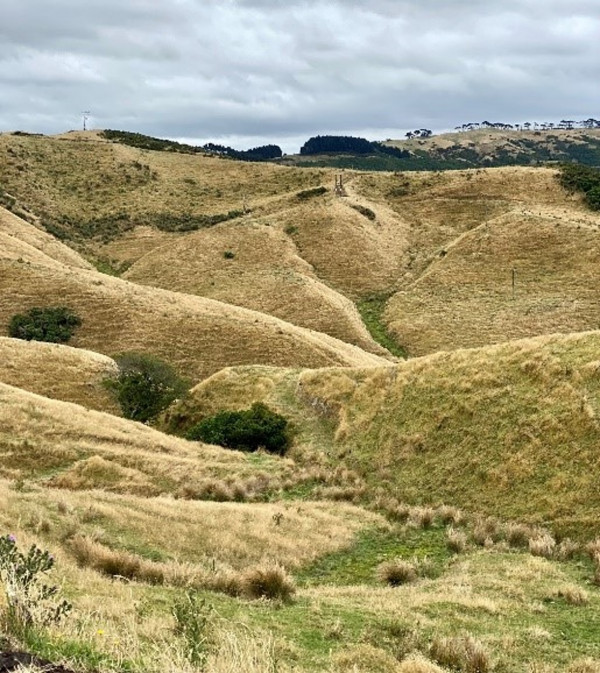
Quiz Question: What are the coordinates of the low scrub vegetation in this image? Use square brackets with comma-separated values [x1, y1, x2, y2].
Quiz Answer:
[559, 163, 600, 210]
[185, 402, 290, 455]
[8, 307, 81, 343]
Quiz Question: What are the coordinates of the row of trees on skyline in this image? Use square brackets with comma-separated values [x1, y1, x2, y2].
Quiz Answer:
[454, 119, 600, 132]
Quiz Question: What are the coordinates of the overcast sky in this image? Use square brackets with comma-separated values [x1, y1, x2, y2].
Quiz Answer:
[1, 0, 598, 153]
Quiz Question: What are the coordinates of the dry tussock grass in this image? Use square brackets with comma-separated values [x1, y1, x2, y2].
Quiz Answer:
[376, 559, 418, 586]
[0, 337, 119, 413]
[429, 635, 492, 673]
[397, 654, 446, 673]
[567, 659, 600, 673]
[528, 533, 557, 559]
[446, 527, 468, 554]
[331, 643, 401, 673]
[553, 585, 589, 606]
[0, 259, 387, 383]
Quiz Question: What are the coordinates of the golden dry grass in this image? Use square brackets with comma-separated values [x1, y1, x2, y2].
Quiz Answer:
[0, 482, 382, 572]
[385, 206, 600, 356]
[172, 331, 600, 538]
[0, 205, 91, 269]
[0, 381, 296, 494]
[123, 214, 387, 353]
[0, 337, 120, 413]
[0, 259, 388, 383]
[0, 131, 327, 239]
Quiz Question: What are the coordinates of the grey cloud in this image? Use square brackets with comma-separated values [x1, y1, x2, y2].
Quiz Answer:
[0, 0, 598, 151]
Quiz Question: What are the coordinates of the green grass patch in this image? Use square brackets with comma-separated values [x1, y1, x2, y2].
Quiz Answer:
[297, 524, 450, 587]
[357, 293, 407, 358]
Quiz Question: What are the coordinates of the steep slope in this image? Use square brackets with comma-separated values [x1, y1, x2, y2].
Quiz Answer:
[0, 338, 119, 414]
[123, 212, 389, 354]
[0, 205, 92, 268]
[167, 331, 600, 538]
[0, 259, 388, 382]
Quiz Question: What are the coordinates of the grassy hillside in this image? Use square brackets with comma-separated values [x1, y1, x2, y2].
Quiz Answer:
[0, 205, 92, 269]
[0, 259, 388, 382]
[0, 338, 119, 414]
[123, 213, 388, 354]
[1, 381, 600, 673]
[0, 131, 326, 245]
[168, 331, 600, 539]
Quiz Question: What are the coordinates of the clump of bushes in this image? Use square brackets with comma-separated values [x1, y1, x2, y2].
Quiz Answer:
[185, 403, 290, 455]
[9, 306, 82, 343]
[559, 164, 600, 210]
[0, 534, 71, 635]
[106, 352, 189, 423]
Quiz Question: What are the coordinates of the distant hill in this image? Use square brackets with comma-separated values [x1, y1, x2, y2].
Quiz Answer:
[282, 128, 600, 171]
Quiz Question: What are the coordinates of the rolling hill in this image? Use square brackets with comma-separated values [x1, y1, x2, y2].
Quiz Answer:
[167, 331, 600, 539]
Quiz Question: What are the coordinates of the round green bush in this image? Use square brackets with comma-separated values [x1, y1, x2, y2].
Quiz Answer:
[8, 306, 82, 343]
[186, 403, 290, 455]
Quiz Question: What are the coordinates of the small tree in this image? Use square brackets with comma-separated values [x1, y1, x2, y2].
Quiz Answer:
[8, 307, 82, 343]
[107, 352, 189, 423]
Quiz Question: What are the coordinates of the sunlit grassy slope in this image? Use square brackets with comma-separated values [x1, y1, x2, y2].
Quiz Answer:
[168, 331, 600, 539]
[0, 259, 388, 382]
[0, 338, 119, 414]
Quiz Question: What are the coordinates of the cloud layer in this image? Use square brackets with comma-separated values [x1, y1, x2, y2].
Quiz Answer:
[1, 0, 598, 151]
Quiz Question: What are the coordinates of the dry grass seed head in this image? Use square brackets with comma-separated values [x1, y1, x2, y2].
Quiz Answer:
[528, 533, 556, 559]
[446, 527, 468, 554]
[240, 562, 295, 601]
[376, 558, 418, 586]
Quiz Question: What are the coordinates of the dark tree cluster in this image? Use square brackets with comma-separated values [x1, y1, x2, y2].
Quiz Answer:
[185, 402, 290, 455]
[300, 135, 376, 155]
[101, 130, 282, 162]
[203, 142, 282, 161]
[559, 164, 600, 211]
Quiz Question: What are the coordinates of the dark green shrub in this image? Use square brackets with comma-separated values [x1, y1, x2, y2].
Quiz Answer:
[185, 403, 290, 455]
[296, 186, 327, 200]
[107, 353, 189, 423]
[8, 307, 82, 343]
